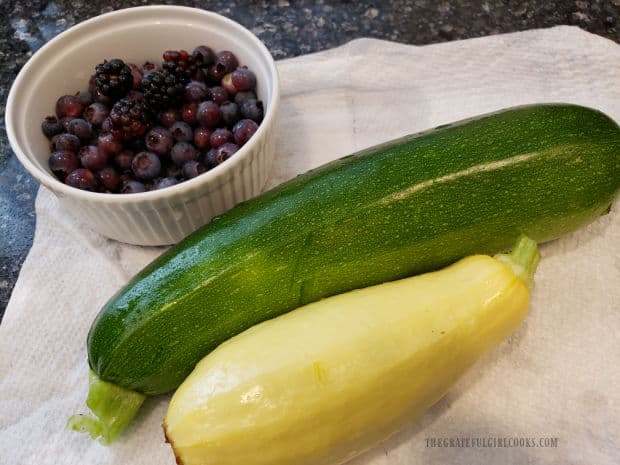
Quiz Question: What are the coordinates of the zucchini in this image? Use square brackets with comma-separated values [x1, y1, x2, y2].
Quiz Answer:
[72, 104, 620, 441]
[163, 237, 540, 465]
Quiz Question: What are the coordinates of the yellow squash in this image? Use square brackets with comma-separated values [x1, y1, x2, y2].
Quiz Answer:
[164, 236, 539, 465]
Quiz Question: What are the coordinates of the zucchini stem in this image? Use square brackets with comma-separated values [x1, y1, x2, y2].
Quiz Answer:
[494, 235, 540, 289]
[67, 370, 145, 444]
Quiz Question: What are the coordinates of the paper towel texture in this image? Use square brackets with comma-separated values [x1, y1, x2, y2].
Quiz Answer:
[1, 26, 619, 465]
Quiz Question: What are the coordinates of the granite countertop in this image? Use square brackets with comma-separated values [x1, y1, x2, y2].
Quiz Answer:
[0, 0, 618, 322]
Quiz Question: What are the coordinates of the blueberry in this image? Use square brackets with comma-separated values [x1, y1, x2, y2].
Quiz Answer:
[159, 108, 182, 128]
[233, 119, 259, 147]
[181, 102, 198, 126]
[193, 127, 212, 150]
[84, 103, 110, 127]
[60, 116, 75, 132]
[77, 91, 93, 106]
[65, 168, 99, 191]
[170, 121, 194, 142]
[209, 86, 229, 105]
[208, 51, 238, 82]
[192, 45, 216, 66]
[56, 95, 84, 118]
[207, 142, 239, 167]
[132, 151, 162, 180]
[240, 99, 264, 123]
[182, 159, 207, 179]
[231, 67, 256, 92]
[171, 142, 199, 166]
[221, 73, 237, 95]
[220, 101, 241, 127]
[49, 150, 80, 180]
[145, 127, 173, 156]
[41, 116, 64, 139]
[97, 166, 121, 192]
[97, 133, 123, 156]
[209, 128, 233, 148]
[197, 101, 220, 128]
[68, 118, 92, 142]
[114, 149, 134, 171]
[121, 179, 147, 194]
[184, 81, 208, 102]
[234, 91, 257, 105]
[79, 145, 108, 171]
[154, 176, 179, 190]
[51, 133, 81, 152]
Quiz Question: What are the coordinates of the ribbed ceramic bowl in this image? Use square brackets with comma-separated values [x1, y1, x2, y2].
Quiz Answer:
[6, 6, 279, 245]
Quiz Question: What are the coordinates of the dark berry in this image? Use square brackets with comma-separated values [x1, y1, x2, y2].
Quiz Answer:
[209, 86, 229, 105]
[184, 81, 208, 102]
[56, 95, 84, 118]
[59, 117, 75, 132]
[95, 59, 133, 99]
[51, 133, 81, 152]
[159, 108, 182, 128]
[166, 163, 182, 178]
[154, 176, 179, 190]
[171, 141, 198, 166]
[208, 51, 238, 82]
[205, 148, 218, 168]
[67, 118, 92, 142]
[213, 143, 239, 166]
[49, 150, 79, 180]
[93, 88, 113, 106]
[193, 127, 212, 150]
[65, 168, 99, 191]
[109, 97, 151, 140]
[77, 91, 93, 106]
[79, 145, 108, 171]
[101, 117, 114, 134]
[141, 69, 185, 111]
[121, 179, 147, 194]
[162, 49, 198, 85]
[127, 63, 143, 90]
[182, 160, 207, 179]
[221, 73, 237, 95]
[170, 121, 193, 142]
[145, 127, 173, 156]
[97, 166, 121, 192]
[132, 151, 162, 180]
[197, 101, 220, 128]
[220, 101, 241, 127]
[126, 90, 145, 101]
[209, 128, 233, 148]
[114, 149, 134, 171]
[234, 90, 257, 105]
[240, 99, 264, 123]
[142, 61, 159, 76]
[233, 119, 259, 146]
[192, 45, 216, 67]
[232, 67, 257, 92]
[84, 102, 110, 127]
[41, 116, 64, 139]
[97, 133, 123, 156]
[181, 102, 198, 126]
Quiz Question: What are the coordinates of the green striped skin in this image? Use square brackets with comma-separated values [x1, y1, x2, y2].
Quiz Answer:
[88, 104, 620, 395]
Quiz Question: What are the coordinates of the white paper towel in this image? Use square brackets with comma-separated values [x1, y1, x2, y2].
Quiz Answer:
[1, 26, 619, 465]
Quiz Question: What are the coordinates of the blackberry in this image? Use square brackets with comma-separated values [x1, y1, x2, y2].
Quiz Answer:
[162, 50, 199, 85]
[141, 70, 185, 111]
[110, 97, 152, 140]
[95, 59, 133, 99]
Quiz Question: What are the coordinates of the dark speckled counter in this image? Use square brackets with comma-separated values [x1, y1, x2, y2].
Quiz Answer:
[0, 0, 618, 322]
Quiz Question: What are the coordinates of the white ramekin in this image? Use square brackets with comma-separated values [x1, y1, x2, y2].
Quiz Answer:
[5, 6, 280, 246]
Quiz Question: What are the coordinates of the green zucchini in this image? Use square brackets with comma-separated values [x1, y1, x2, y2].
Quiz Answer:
[74, 103, 620, 442]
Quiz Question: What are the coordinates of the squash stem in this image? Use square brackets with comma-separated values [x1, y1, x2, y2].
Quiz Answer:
[67, 370, 145, 444]
[494, 235, 540, 289]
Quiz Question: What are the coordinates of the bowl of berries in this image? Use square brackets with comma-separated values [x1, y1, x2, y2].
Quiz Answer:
[5, 5, 280, 245]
